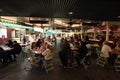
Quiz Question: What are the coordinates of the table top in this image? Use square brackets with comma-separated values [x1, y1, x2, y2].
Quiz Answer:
[89, 39, 100, 42]
[0, 45, 13, 51]
[20, 43, 27, 47]
[31, 49, 43, 54]
[90, 44, 99, 47]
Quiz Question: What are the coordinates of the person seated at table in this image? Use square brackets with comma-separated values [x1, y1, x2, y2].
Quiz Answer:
[100, 41, 113, 66]
[5, 40, 13, 48]
[59, 39, 71, 68]
[30, 42, 41, 57]
[42, 44, 53, 61]
[115, 41, 120, 51]
[69, 41, 80, 67]
[33, 44, 53, 68]
[0, 47, 3, 62]
[109, 41, 120, 66]
[0, 47, 5, 64]
[45, 36, 52, 43]
[10, 41, 22, 61]
[39, 41, 47, 52]
[0, 47, 10, 66]
[75, 40, 88, 67]
[69, 37, 74, 43]
[36, 39, 42, 48]
[100, 41, 112, 58]
[30, 42, 37, 51]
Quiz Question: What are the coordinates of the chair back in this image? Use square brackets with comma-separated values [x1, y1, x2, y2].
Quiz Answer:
[80, 51, 91, 69]
[96, 52, 108, 67]
[115, 54, 120, 71]
[43, 59, 54, 73]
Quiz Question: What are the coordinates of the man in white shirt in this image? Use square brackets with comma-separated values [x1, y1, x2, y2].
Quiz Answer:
[100, 41, 112, 58]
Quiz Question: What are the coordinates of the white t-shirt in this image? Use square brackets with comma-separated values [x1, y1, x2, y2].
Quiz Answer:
[100, 44, 112, 58]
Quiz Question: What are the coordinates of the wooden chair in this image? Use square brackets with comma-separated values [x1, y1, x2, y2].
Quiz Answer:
[24, 57, 33, 70]
[24, 55, 39, 70]
[42, 59, 54, 73]
[96, 52, 108, 67]
[80, 51, 91, 69]
[115, 55, 120, 71]
[41, 52, 54, 73]
[24, 49, 36, 70]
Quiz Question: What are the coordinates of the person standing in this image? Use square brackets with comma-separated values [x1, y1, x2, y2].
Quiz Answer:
[52, 34, 57, 48]
[23, 35, 27, 44]
[59, 39, 71, 68]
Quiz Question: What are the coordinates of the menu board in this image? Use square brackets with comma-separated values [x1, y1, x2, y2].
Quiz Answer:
[0, 28, 7, 38]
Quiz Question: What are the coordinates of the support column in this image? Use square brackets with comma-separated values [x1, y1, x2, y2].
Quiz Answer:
[41, 24, 45, 38]
[106, 21, 109, 41]
[93, 26, 96, 39]
[81, 26, 83, 40]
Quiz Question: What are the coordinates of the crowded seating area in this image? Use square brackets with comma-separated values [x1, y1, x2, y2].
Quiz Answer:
[0, 30, 120, 80]
[1, 0, 120, 80]
[0, 31, 120, 69]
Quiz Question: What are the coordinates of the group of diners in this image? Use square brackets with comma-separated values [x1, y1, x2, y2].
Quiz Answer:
[28, 38, 54, 68]
[59, 36, 89, 68]
[0, 40, 22, 66]
[58, 34, 120, 69]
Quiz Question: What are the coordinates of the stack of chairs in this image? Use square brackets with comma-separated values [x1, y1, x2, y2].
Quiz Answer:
[80, 51, 92, 69]
[115, 55, 120, 71]
[96, 52, 108, 67]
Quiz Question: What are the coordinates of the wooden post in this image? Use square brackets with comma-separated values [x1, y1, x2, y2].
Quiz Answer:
[81, 26, 83, 40]
[93, 26, 96, 39]
[106, 21, 109, 41]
